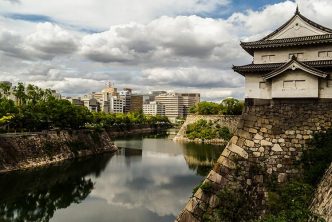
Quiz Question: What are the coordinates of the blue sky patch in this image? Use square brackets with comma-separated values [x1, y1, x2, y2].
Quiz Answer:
[197, 0, 289, 19]
[5, 13, 55, 23]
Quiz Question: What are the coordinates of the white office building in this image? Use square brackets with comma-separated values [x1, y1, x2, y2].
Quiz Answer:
[143, 101, 165, 116]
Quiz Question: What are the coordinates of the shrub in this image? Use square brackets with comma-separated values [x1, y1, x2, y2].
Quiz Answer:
[301, 129, 332, 186]
[189, 98, 244, 116]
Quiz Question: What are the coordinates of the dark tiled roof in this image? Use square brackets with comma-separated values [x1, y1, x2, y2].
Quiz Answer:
[233, 60, 332, 75]
[241, 35, 332, 55]
[242, 34, 332, 46]
[241, 10, 332, 55]
[263, 57, 328, 80]
[259, 10, 332, 41]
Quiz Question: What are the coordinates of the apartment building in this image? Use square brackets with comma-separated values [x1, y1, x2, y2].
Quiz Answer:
[119, 88, 132, 113]
[130, 95, 143, 112]
[110, 96, 124, 113]
[143, 101, 165, 116]
[155, 93, 200, 122]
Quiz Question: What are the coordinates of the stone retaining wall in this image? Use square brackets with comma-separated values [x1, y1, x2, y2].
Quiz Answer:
[311, 163, 332, 222]
[0, 130, 118, 173]
[176, 101, 332, 222]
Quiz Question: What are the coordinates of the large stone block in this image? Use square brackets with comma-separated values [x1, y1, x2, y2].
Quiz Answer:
[272, 144, 283, 152]
[227, 143, 249, 159]
[217, 156, 237, 169]
[254, 133, 264, 140]
[245, 140, 255, 148]
[261, 140, 272, 146]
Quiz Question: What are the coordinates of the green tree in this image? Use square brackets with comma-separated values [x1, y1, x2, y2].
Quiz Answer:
[220, 98, 244, 115]
[13, 82, 27, 107]
[0, 82, 11, 98]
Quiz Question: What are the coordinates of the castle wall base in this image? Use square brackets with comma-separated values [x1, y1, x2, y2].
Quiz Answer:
[176, 101, 332, 222]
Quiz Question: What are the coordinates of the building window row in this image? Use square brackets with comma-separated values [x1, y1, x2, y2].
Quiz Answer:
[318, 51, 332, 58]
[289, 52, 304, 59]
[262, 55, 275, 63]
[283, 80, 306, 89]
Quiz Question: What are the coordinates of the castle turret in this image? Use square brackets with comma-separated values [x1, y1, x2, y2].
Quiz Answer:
[233, 9, 332, 103]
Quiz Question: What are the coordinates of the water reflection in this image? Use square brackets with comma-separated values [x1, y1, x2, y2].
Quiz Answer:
[182, 142, 224, 176]
[0, 154, 113, 222]
[0, 134, 224, 222]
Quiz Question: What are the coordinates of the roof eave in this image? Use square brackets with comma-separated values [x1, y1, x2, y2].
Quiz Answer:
[263, 58, 328, 80]
[240, 43, 254, 56]
[232, 66, 246, 76]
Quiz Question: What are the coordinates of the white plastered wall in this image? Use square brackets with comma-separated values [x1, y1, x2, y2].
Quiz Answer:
[271, 70, 319, 98]
[269, 16, 328, 40]
[245, 74, 271, 99]
[254, 45, 332, 64]
[319, 74, 332, 99]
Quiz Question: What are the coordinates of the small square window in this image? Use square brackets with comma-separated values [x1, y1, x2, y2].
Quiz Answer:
[261, 55, 275, 63]
[259, 82, 267, 89]
[289, 53, 304, 59]
[283, 80, 294, 88]
[318, 51, 332, 58]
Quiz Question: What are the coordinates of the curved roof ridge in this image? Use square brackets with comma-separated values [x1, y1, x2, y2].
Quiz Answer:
[249, 8, 332, 42]
[263, 57, 328, 80]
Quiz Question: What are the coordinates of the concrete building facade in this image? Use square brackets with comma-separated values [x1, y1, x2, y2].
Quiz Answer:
[130, 95, 143, 112]
[119, 89, 132, 113]
[155, 93, 200, 122]
[143, 101, 165, 116]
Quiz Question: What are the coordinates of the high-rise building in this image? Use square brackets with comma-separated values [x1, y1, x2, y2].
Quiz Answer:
[155, 93, 200, 122]
[102, 82, 118, 97]
[143, 101, 165, 116]
[119, 89, 132, 113]
[180, 93, 201, 116]
[64, 97, 84, 107]
[82, 95, 99, 112]
[130, 95, 143, 112]
[110, 96, 124, 113]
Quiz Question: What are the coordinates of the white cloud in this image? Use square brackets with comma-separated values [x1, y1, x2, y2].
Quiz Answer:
[228, 1, 296, 37]
[1, 0, 332, 101]
[26, 22, 78, 55]
[33, 78, 105, 95]
[0, 22, 78, 60]
[0, 0, 230, 29]
[142, 67, 243, 88]
[80, 15, 240, 68]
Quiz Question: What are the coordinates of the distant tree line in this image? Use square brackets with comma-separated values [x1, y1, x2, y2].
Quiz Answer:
[0, 83, 170, 133]
[189, 98, 244, 115]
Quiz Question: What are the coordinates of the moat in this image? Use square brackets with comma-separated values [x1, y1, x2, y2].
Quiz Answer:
[0, 132, 224, 222]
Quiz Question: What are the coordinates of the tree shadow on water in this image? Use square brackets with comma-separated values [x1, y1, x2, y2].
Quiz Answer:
[0, 153, 114, 222]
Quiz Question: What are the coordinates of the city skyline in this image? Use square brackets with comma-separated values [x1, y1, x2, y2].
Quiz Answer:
[1, 0, 332, 101]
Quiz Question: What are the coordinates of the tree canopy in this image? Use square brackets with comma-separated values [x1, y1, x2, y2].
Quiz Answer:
[189, 98, 244, 115]
[0, 83, 170, 133]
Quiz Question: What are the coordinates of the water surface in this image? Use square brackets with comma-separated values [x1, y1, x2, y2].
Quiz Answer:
[0, 133, 224, 222]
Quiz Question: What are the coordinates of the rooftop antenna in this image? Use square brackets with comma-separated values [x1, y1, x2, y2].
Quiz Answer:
[106, 81, 112, 87]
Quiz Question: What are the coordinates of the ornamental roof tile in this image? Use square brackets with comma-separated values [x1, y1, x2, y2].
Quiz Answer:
[263, 57, 328, 80]
[233, 60, 332, 75]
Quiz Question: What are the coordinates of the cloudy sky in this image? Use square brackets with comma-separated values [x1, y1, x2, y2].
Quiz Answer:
[1, 0, 332, 101]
